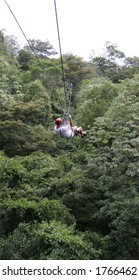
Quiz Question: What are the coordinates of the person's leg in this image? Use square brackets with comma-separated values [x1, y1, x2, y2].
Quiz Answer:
[73, 126, 87, 137]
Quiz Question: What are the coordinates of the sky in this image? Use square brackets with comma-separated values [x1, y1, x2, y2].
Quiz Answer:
[0, 0, 139, 60]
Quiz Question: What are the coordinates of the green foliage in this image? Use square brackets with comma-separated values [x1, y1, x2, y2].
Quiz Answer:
[90, 41, 139, 82]
[17, 49, 33, 71]
[0, 198, 75, 234]
[24, 39, 57, 58]
[1, 30, 139, 260]
[62, 76, 139, 260]
[101, 197, 139, 259]
[0, 120, 55, 156]
[62, 53, 95, 107]
[0, 221, 99, 260]
[76, 78, 118, 128]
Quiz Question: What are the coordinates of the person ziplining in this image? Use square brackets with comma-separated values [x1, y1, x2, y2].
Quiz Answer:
[54, 114, 87, 139]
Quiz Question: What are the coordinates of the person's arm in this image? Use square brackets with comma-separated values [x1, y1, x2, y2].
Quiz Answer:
[68, 114, 72, 126]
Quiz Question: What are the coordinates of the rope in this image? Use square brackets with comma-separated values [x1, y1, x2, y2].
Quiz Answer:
[67, 83, 73, 113]
[54, 0, 68, 111]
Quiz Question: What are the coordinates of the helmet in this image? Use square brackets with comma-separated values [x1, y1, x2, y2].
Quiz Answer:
[55, 117, 62, 125]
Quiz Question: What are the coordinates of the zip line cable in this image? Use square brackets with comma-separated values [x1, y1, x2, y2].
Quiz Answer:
[67, 85, 73, 114]
[53, 0, 68, 112]
[3, 0, 41, 64]
[4, 0, 71, 115]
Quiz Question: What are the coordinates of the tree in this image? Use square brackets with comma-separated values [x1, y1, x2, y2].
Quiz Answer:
[0, 198, 75, 234]
[103, 197, 139, 259]
[104, 41, 125, 62]
[64, 54, 94, 87]
[0, 31, 22, 94]
[0, 221, 99, 260]
[24, 39, 57, 58]
[58, 53, 95, 108]
[90, 56, 116, 76]
[90, 42, 127, 83]
[75, 77, 118, 128]
[17, 49, 33, 71]
[4, 34, 20, 58]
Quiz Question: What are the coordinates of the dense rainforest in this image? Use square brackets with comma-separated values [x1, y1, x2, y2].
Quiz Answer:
[0, 30, 139, 260]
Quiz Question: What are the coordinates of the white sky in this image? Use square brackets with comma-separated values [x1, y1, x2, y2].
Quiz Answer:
[0, 0, 139, 60]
